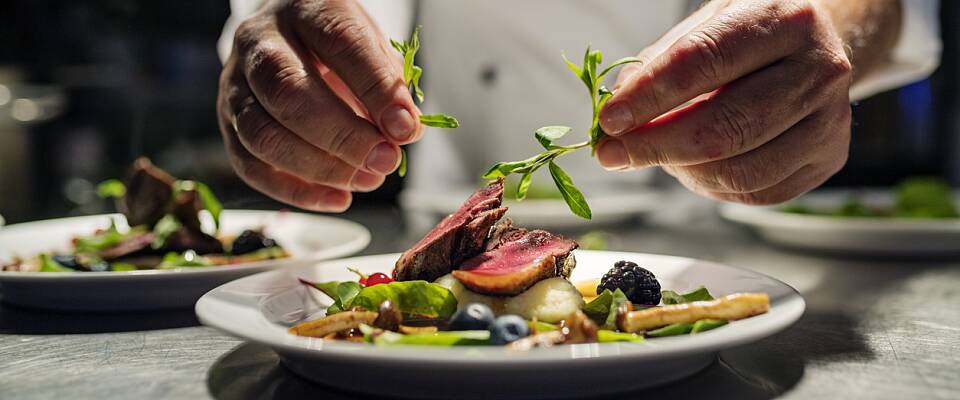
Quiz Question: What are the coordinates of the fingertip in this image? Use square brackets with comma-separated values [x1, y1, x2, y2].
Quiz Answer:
[364, 142, 401, 174]
[599, 102, 635, 136]
[596, 139, 630, 171]
[380, 104, 419, 142]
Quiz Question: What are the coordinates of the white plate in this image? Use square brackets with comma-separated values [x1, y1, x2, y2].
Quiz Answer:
[0, 210, 370, 311]
[400, 188, 664, 230]
[196, 250, 804, 398]
[719, 189, 960, 255]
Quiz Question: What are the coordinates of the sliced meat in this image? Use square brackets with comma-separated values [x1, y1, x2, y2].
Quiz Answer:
[121, 158, 176, 227]
[452, 230, 578, 296]
[484, 218, 528, 251]
[393, 179, 506, 282]
[98, 232, 156, 260]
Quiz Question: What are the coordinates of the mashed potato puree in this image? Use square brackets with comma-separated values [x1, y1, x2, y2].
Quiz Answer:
[435, 274, 584, 323]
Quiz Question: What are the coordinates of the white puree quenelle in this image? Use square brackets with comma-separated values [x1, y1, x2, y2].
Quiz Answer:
[435, 274, 584, 323]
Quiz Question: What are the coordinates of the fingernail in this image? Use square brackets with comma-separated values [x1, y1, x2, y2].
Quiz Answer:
[364, 142, 399, 174]
[597, 140, 630, 170]
[381, 105, 417, 142]
[600, 102, 634, 136]
[350, 171, 383, 192]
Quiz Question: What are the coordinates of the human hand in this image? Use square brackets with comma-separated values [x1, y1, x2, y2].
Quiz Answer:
[217, 0, 421, 211]
[597, 0, 854, 204]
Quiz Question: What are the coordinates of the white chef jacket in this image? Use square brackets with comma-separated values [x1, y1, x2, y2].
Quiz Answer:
[219, 0, 942, 191]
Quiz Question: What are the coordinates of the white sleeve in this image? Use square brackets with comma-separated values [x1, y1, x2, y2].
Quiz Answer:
[217, 0, 414, 63]
[850, 0, 941, 100]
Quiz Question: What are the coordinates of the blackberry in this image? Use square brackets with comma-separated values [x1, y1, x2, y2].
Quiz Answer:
[231, 230, 277, 255]
[597, 261, 661, 305]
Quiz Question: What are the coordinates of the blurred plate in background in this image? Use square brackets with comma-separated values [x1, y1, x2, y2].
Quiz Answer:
[0, 210, 370, 311]
[719, 189, 960, 255]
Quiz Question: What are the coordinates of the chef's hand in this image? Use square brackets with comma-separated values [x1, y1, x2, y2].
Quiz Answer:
[597, 0, 897, 205]
[217, 0, 420, 211]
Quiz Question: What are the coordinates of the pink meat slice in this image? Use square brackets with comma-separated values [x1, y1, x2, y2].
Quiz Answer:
[452, 230, 577, 295]
[393, 179, 506, 282]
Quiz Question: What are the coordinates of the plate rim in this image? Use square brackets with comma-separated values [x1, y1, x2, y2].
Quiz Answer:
[0, 210, 371, 281]
[196, 250, 806, 365]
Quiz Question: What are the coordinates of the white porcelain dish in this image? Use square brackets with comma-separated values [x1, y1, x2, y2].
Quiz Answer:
[196, 250, 804, 399]
[719, 189, 960, 255]
[400, 188, 664, 230]
[0, 210, 370, 311]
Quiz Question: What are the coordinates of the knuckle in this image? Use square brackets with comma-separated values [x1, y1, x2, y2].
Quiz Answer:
[233, 18, 263, 55]
[716, 160, 762, 193]
[355, 64, 402, 103]
[682, 28, 728, 84]
[324, 123, 357, 159]
[707, 100, 753, 157]
[246, 121, 290, 159]
[267, 68, 312, 123]
[778, 0, 818, 31]
[819, 49, 853, 82]
[311, 7, 374, 59]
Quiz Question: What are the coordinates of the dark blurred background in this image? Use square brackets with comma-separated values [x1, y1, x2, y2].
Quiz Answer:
[0, 1, 956, 224]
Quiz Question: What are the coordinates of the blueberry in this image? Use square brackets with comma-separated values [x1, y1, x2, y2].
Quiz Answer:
[448, 303, 495, 331]
[488, 315, 530, 345]
[52, 255, 84, 271]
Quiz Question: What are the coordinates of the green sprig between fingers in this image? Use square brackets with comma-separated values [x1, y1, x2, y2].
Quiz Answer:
[390, 26, 460, 177]
[483, 46, 641, 219]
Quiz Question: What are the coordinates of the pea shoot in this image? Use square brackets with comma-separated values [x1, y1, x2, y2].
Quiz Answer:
[391, 26, 460, 177]
[483, 47, 641, 219]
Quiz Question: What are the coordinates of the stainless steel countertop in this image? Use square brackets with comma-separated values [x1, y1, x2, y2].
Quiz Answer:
[2, 196, 959, 399]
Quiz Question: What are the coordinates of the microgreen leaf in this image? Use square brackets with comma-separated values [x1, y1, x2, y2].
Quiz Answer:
[484, 45, 635, 219]
[390, 25, 458, 178]
[598, 56, 642, 81]
[173, 180, 223, 230]
[151, 214, 181, 249]
[419, 114, 460, 128]
[96, 179, 126, 199]
[561, 52, 582, 77]
[516, 171, 533, 201]
[548, 161, 592, 219]
[398, 148, 408, 177]
[535, 126, 572, 149]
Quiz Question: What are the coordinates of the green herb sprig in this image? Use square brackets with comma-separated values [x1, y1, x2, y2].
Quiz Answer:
[483, 47, 641, 219]
[390, 26, 460, 177]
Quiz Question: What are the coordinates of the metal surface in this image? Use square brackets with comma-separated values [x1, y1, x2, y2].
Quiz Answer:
[2, 196, 959, 399]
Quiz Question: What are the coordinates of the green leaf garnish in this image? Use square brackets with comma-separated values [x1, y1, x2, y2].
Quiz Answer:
[151, 214, 181, 249]
[597, 330, 645, 343]
[660, 286, 715, 305]
[398, 148, 408, 177]
[96, 179, 126, 199]
[173, 180, 223, 230]
[390, 25, 459, 178]
[158, 250, 211, 269]
[302, 278, 458, 319]
[548, 161, 592, 219]
[39, 254, 75, 272]
[534, 126, 572, 149]
[646, 323, 694, 337]
[582, 288, 629, 329]
[483, 46, 640, 219]
[419, 114, 460, 128]
[690, 319, 727, 333]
